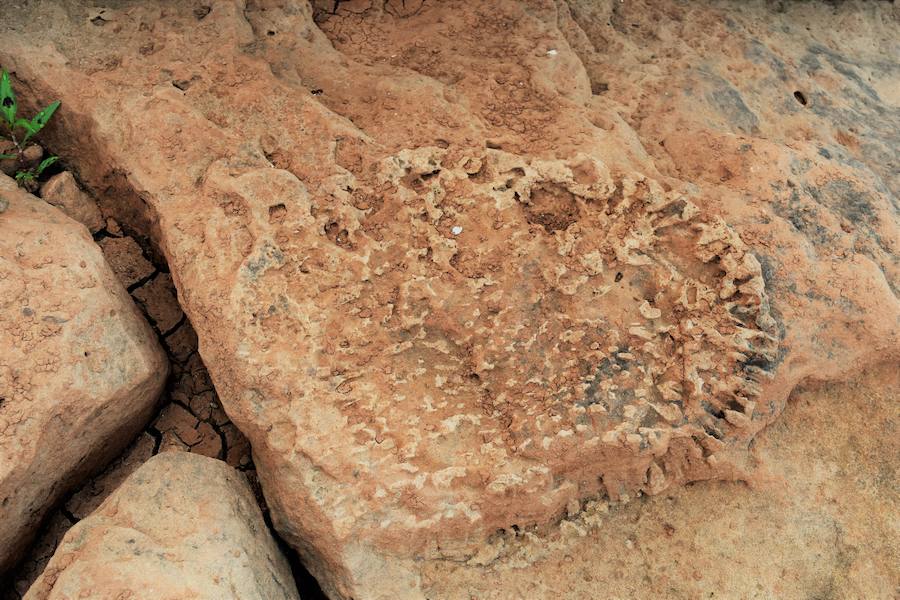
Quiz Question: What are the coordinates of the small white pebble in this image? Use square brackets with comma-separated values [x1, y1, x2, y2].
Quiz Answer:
[451, 225, 463, 235]
[546, 49, 558, 56]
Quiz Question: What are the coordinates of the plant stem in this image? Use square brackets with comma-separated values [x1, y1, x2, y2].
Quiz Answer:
[3, 125, 25, 165]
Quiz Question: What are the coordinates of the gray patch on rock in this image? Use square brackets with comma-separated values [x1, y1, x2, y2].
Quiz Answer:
[701, 70, 760, 135]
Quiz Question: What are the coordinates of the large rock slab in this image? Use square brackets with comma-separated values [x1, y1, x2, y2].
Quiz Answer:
[0, 176, 167, 573]
[1, 1, 897, 597]
[24, 452, 300, 600]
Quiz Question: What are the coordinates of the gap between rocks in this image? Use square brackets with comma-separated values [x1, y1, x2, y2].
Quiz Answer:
[0, 164, 325, 599]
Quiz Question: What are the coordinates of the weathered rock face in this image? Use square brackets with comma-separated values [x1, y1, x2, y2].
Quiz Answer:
[0, 175, 167, 573]
[1, 1, 897, 598]
[24, 452, 300, 600]
[419, 362, 900, 599]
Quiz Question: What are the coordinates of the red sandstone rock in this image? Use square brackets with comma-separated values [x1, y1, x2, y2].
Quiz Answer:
[419, 363, 900, 599]
[24, 452, 300, 600]
[1, 1, 897, 598]
[0, 174, 167, 573]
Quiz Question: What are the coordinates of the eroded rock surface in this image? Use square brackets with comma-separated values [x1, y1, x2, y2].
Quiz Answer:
[1, 1, 897, 597]
[419, 362, 900, 599]
[24, 452, 300, 600]
[0, 175, 167, 573]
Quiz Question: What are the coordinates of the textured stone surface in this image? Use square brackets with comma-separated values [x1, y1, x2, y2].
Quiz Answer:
[39, 171, 104, 234]
[0, 1, 897, 598]
[0, 175, 167, 574]
[420, 362, 900, 599]
[23, 452, 300, 600]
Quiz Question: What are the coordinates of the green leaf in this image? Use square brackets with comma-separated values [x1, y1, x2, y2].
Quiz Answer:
[0, 71, 16, 126]
[0, 153, 16, 160]
[21, 100, 59, 143]
[15, 170, 33, 182]
[29, 100, 60, 134]
[14, 117, 35, 136]
[34, 155, 58, 176]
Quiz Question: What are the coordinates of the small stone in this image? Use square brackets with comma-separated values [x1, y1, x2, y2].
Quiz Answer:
[639, 300, 662, 320]
[724, 409, 751, 428]
[451, 225, 463, 235]
[560, 520, 587, 538]
[105, 217, 123, 236]
[21, 143, 43, 166]
[40, 171, 105, 233]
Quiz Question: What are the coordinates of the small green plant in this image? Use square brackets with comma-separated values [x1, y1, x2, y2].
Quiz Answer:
[1, 69, 61, 187]
[14, 156, 58, 184]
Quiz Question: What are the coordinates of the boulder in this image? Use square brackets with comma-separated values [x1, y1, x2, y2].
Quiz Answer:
[40, 171, 105, 234]
[24, 452, 300, 600]
[1, 1, 897, 598]
[0, 174, 167, 573]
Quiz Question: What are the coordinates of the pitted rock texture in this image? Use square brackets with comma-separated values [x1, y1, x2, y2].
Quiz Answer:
[23, 452, 300, 600]
[1, 1, 897, 598]
[419, 362, 900, 599]
[0, 175, 167, 574]
[234, 146, 781, 546]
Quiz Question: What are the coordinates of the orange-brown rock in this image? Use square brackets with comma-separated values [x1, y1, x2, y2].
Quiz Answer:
[1, 1, 897, 598]
[419, 363, 900, 599]
[0, 175, 167, 573]
[24, 452, 300, 600]
[39, 171, 105, 234]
